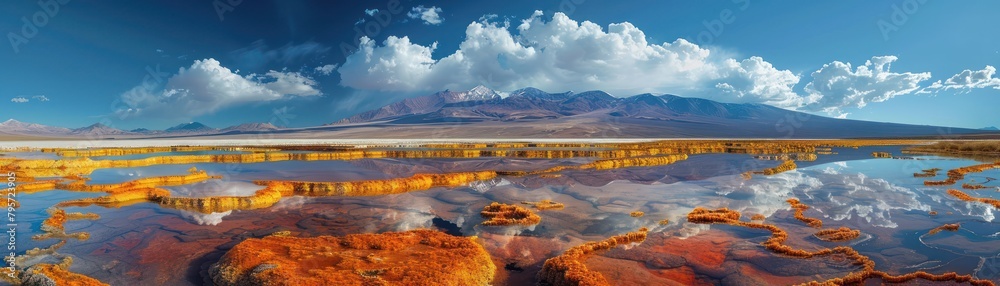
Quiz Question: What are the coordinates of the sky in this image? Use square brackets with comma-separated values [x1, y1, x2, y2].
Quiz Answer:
[1, 0, 998, 130]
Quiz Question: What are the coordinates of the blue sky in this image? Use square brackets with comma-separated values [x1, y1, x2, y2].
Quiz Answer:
[1, 0, 998, 130]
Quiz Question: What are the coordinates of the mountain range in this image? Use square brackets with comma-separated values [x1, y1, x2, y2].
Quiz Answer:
[0, 119, 278, 138]
[321, 86, 995, 138]
[1, 86, 997, 139]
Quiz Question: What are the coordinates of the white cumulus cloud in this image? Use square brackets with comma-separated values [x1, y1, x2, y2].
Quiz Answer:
[32, 95, 49, 102]
[926, 65, 1000, 92]
[340, 11, 815, 108]
[338, 11, 944, 115]
[803, 56, 931, 115]
[10, 97, 28, 103]
[116, 58, 321, 119]
[408, 6, 443, 25]
[314, 64, 337, 75]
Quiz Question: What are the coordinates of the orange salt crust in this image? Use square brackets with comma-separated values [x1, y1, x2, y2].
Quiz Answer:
[522, 199, 565, 210]
[59, 171, 497, 214]
[961, 183, 990, 190]
[929, 211, 938, 216]
[750, 213, 767, 221]
[813, 227, 861, 242]
[629, 211, 644, 218]
[658, 219, 669, 225]
[538, 228, 649, 286]
[33, 208, 98, 241]
[947, 189, 1000, 209]
[927, 223, 961, 235]
[209, 229, 495, 286]
[481, 202, 542, 226]
[787, 198, 823, 228]
[924, 161, 1000, 186]
[914, 168, 941, 178]
[871, 152, 893, 158]
[742, 160, 797, 179]
[22, 259, 109, 286]
[686, 207, 993, 286]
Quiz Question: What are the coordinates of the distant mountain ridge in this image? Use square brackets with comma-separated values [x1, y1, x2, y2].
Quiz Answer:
[324, 86, 997, 138]
[2, 86, 997, 139]
[221, 123, 279, 133]
[71, 123, 130, 136]
[0, 120, 282, 138]
[333, 85, 503, 124]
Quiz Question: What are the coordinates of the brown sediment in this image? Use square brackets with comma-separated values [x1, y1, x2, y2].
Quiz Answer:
[929, 211, 938, 216]
[947, 189, 1000, 210]
[787, 199, 822, 228]
[750, 213, 767, 221]
[538, 228, 649, 286]
[813, 227, 861, 242]
[753, 153, 817, 161]
[629, 211, 645, 218]
[21, 257, 108, 286]
[914, 168, 941, 178]
[904, 141, 1000, 157]
[480, 202, 541, 226]
[686, 207, 994, 286]
[209, 229, 495, 286]
[961, 183, 990, 190]
[522, 199, 565, 210]
[871, 152, 892, 158]
[925, 161, 1000, 186]
[742, 160, 797, 179]
[927, 223, 960, 235]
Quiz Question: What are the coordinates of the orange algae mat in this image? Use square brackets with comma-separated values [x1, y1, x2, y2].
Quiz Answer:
[209, 230, 496, 286]
[685, 207, 995, 286]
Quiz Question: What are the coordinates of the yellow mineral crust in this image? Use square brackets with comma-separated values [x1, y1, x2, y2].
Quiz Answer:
[209, 230, 496, 286]
[20, 257, 108, 286]
[63, 171, 498, 214]
[742, 160, 798, 179]
[522, 199, 565, 210]
[481, 202, 542, 226]
[32, 208, 98, 241]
